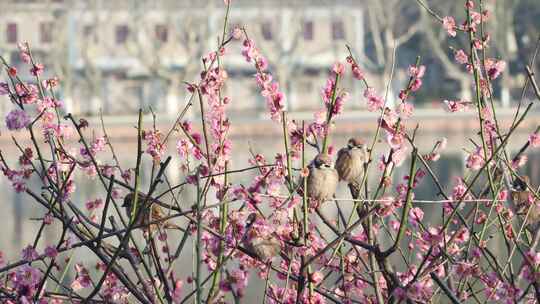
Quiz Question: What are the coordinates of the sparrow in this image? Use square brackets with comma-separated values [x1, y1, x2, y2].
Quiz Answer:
[307, 153, 339, 204]
[335, 137, 367, 183]
[511, 175, 540, 226]
[122, 192, 181, 233]
[243, 213, 281, 262]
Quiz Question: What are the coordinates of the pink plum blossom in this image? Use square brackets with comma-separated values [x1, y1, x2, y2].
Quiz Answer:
[6, 109, 31, 130]
[443, 100, 470, 112]
[397, 102, 414, 119]
[466, 147, 484, 170]
[408, 65, 426, 78]
[529, 133, 540, 148]
[332, 62, 345, 75]
[21, 245, 38, 262]
[71, 264, 92, 290]
[364, 87, 384, 112]
[485, 59, 506, 80]
[44, 246, 58, 258]
[172, 280, 183, 303]
[442, 16, 457, 37]
[409, 207, 424, 228]
[454, 49, 469, 65]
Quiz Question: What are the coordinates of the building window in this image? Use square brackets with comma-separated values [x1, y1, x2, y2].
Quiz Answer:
[303, 21, 313, 41]
[83, 25, 99, 43]
[83, 25, 93, 37]
[40, 22, 53, 43]
[304, 68, 320, 77]
[115, 25, 129, 44]
[332, 20, 345, 40]
[261, 21, 272, 41]
[155, 24, 168, 43]
[6, 23, 17, 43]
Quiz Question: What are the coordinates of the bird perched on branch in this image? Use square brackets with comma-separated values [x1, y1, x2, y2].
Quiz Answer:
[307, 154, 338, 206]
[511, 175, 540, 227]
[243, 213, 281, 262]
[335, 137, 367, 184]
[122, 192, 181, 233]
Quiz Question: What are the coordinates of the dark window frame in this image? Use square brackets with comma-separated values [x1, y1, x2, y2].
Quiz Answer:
[6, 22, 17, 44]
[40, 22, 53, 43]
[115, 24, 129, 44]
[155, 24, 168, 43]
[331, 20, 345, 40]
[303, 20, 313, 41]
[261, 21, 273, 41]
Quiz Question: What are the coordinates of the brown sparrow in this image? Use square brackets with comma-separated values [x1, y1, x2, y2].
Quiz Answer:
[122, 192, 180, 232]
[307, 154, 339, 204]
[512, 175, 540, 226]
[243, 213, 281, 262]
[335, 137, 367, 183]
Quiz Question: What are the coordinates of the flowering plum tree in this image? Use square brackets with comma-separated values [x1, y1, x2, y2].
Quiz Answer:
[0, 1, 540, 303]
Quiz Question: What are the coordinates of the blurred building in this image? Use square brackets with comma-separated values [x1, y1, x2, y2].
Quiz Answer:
[0, 0, 366, 118]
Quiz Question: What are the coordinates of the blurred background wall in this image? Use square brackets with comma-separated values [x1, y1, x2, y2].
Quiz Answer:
[0, 0, 537, 118]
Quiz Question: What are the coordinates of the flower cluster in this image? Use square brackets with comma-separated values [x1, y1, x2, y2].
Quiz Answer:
[242, 38, 285, 122]
[442, 16, 457, 37]
[443, 99, 470, 112]
[198, 49, 233, 187]
[143, 129, 166, 163]
[363, 87, 384, 112]
[346, 55, 365, 80]
[5, 109, 31, 130]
